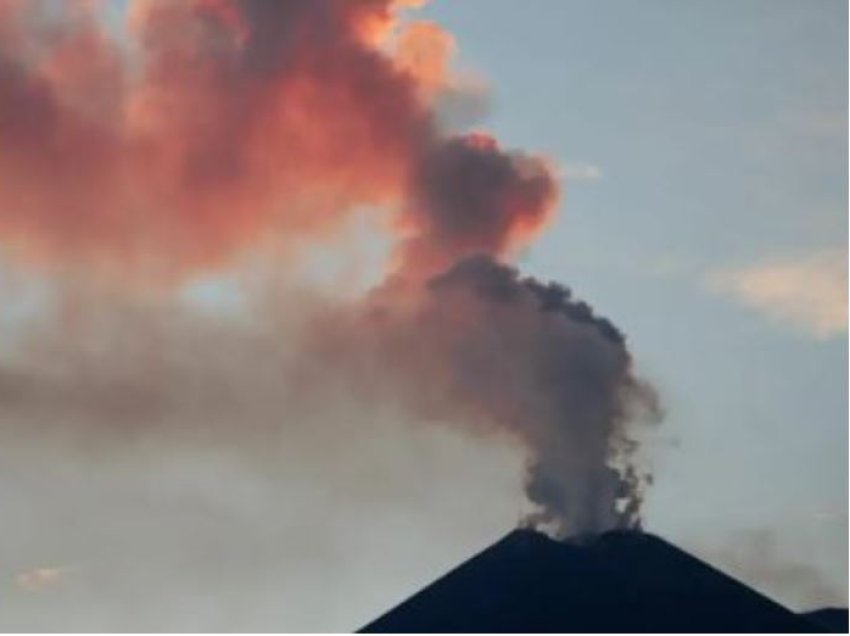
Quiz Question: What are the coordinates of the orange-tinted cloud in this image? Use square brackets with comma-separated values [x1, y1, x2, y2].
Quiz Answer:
[0, 0, 557, 284]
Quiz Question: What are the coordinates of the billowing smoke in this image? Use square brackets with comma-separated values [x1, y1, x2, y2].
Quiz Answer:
[298, 255, 658, 537]
[0, 0, 659, 544]
[403, 134, 557, 276]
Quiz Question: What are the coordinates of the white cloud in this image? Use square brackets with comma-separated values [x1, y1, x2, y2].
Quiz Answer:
[706, 249, 848, 339]
[561, 163, 603, 182]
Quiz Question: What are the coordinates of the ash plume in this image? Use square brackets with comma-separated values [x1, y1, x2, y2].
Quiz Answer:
[0, 0, 660, 539]
[295, 255, 658, 537]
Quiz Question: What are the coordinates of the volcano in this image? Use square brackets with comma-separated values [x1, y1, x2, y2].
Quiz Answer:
[360, 529, 839, 633]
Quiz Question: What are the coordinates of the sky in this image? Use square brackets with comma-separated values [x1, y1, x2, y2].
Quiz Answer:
[0, 0, 846, 631]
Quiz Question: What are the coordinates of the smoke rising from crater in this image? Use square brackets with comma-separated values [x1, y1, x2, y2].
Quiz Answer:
[297, 255, 659, 536]
[0, 0, 658, 539]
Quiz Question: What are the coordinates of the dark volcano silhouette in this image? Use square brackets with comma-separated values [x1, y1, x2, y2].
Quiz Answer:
[803, 609, 849, 633]
[360, 529, 837, 633]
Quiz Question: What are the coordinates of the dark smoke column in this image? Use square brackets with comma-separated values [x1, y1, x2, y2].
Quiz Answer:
[391, 127, 660, 537]
[414, 256, 659, 537]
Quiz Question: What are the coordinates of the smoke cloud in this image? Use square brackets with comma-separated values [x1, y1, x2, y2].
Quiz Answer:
[0, 0, 659, 591]
[0, 0, 550, 281]
[296, 255, 658, 536]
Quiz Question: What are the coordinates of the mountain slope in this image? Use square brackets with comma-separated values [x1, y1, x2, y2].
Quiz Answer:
[360, 529, 825, 633]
